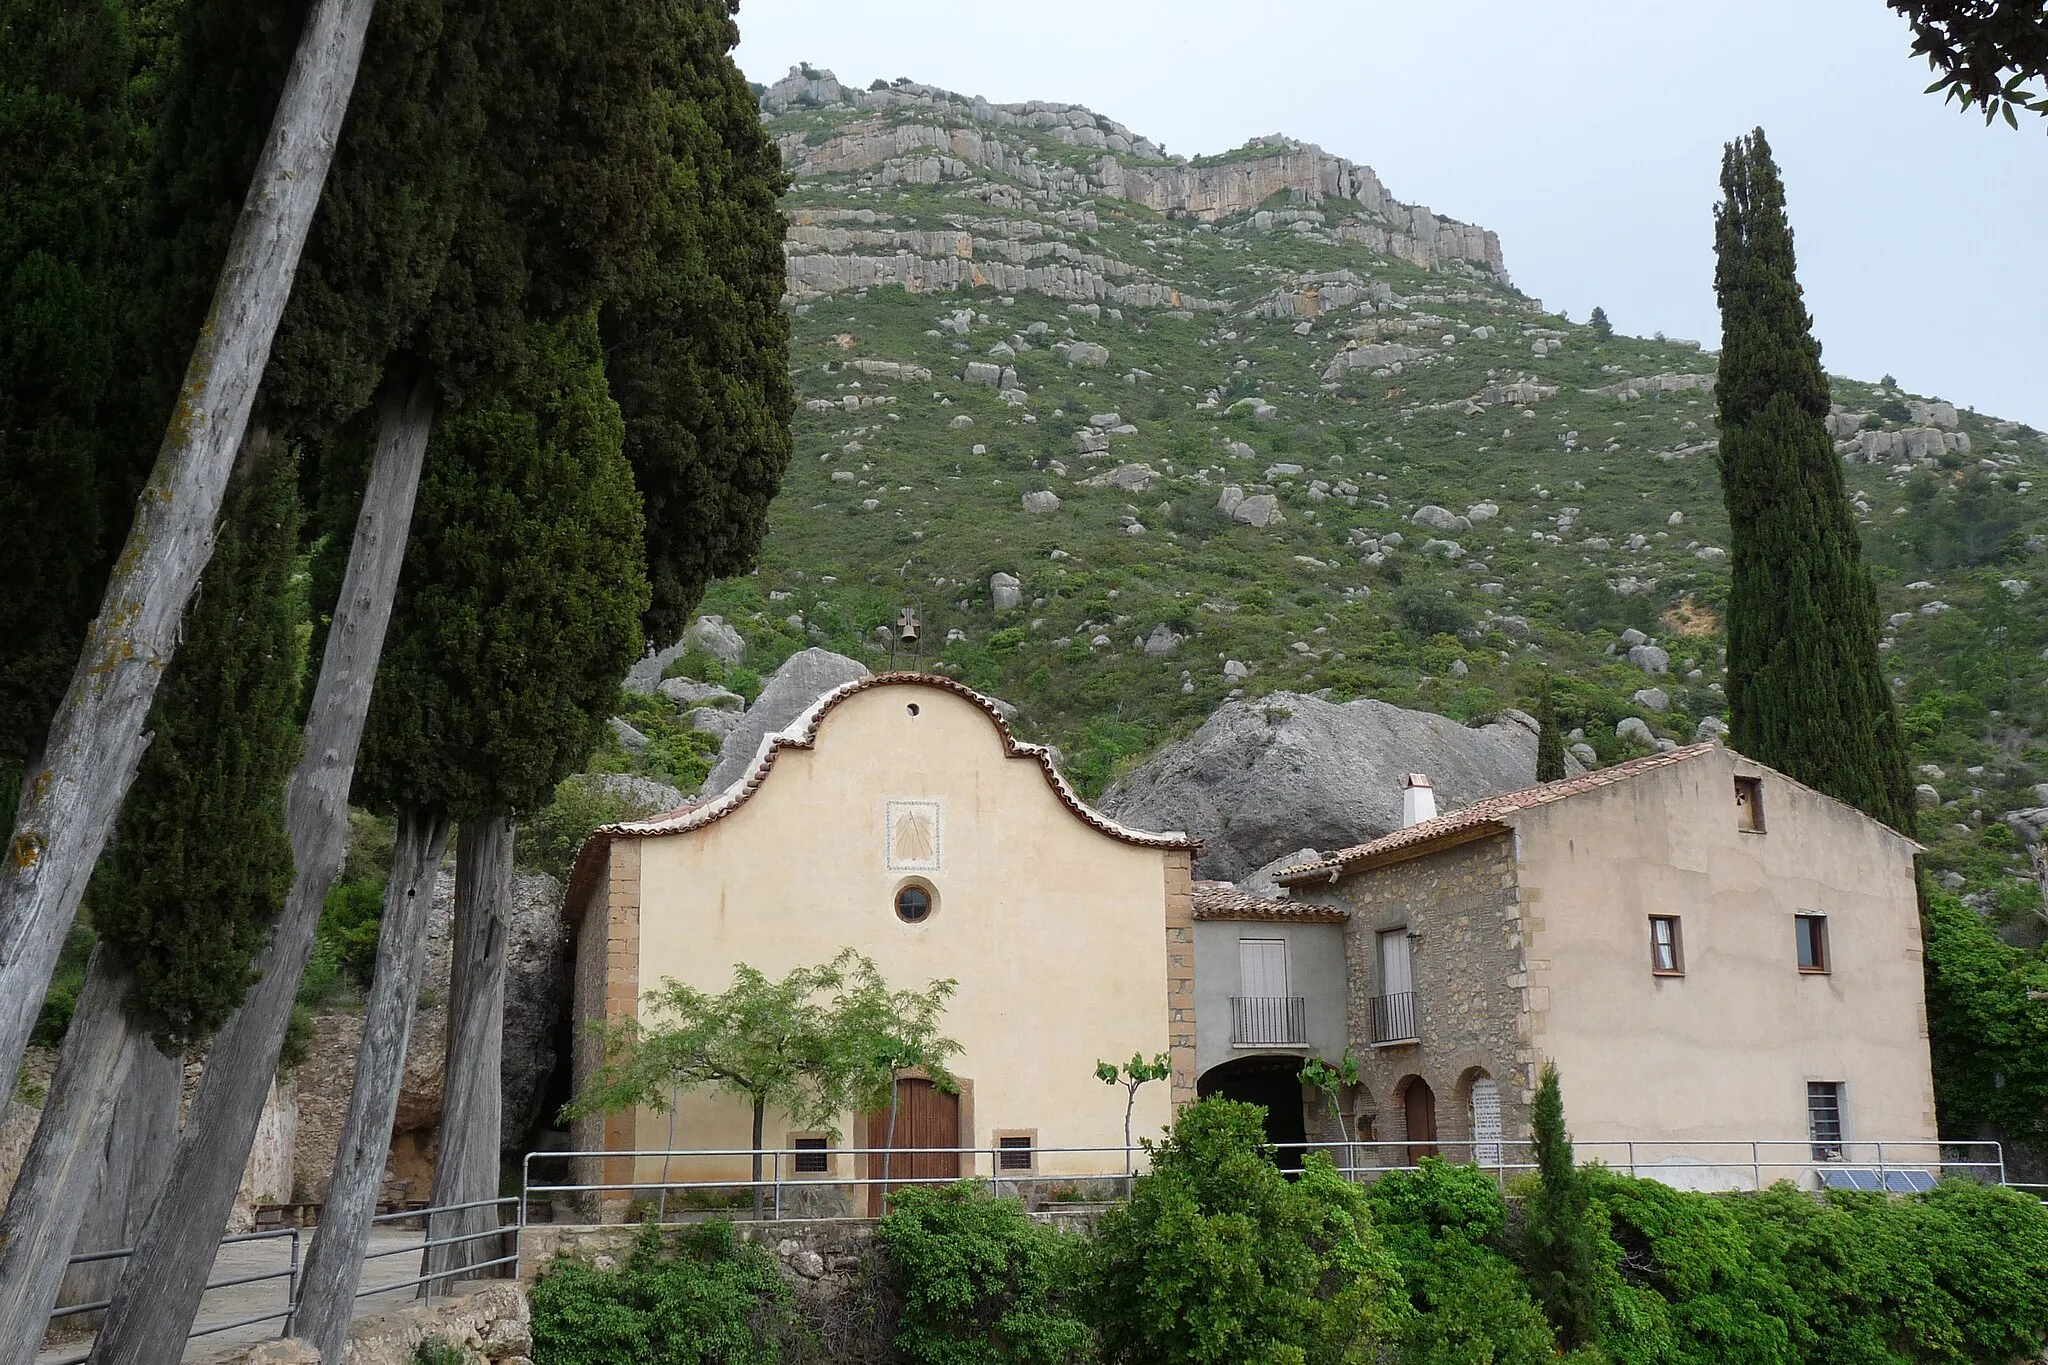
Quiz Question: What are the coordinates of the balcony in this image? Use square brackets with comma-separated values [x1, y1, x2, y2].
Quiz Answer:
[1369, 991, 1417, 1045]
[1231, 995, 1307, 1047]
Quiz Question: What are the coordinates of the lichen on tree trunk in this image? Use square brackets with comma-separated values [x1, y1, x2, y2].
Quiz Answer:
[85, 372, 435, 1365]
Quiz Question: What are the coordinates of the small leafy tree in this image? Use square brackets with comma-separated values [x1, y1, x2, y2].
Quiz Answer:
[1086, 1098, 1402, 1364]
[834, 957, 961, 1192]
[565, 954, 856, 1216]
[1095, 1052, 1172, 1169]
[1588, 306, 1614, 340]
[1521, 1064, 1601, 1349]
[1300, 1049, 1363, 1162]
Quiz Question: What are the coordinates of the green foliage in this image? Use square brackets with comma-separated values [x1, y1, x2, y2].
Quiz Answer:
[356, 310, 649, 819]
[28, 921, 96, 1048]
[90, 443, 305, 1048]
[519, 773, 681, 883]
[1393, 588, 1475, 640]
[530, 1220, 803, 1365]
[1085, 1098, 1402, 1364]
[601, 0, 794, 641]
[1365, 1160, 1556, 1365]
[1096, 1052, 1172, 1153]
[1712, 128, 1913, 835]
[877, 1182, 1092, 1365]
[410, 1338, 467, 1365]
[1299, 1049, 1362, 1145]
[314, 876, 387, 997]
[1920, 886, 2048, 1153]
[835, 956, 962, 1119]
[1889, 0, 2048, 126]
[1521, 1065, 1600, 1349]
[1588, 307, 1613, 341]
[1535, 681, 1567, 783]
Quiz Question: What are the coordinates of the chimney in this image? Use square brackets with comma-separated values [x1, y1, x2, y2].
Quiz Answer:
[1402, 773, 1437, 827]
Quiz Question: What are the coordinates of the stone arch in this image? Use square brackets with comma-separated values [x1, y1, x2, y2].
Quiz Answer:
[1393, 1073, 1439, 1161]
[1453, 1065, 1504, 1166]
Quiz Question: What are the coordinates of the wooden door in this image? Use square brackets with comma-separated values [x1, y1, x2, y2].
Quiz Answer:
[865, 1078, 961, 1215]
[1403, 1078, 1438, 1163]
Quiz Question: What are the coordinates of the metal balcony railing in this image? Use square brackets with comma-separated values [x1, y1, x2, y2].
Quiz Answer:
[1231, 994, 1308, 1046]
[1370, 990, 1417, 1044]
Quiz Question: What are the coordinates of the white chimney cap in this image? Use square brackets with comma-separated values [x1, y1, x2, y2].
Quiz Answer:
[1403, 772, 1433, 790]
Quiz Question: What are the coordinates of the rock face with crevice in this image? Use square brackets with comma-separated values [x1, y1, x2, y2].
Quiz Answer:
[1101, 693, 1570, 880]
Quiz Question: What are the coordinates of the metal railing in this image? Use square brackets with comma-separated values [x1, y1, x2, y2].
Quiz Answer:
[523, 1145, 1153, 1224]
[1369, 990, 1416, 1043]
[48, 1226, 303, 1365]
[523, 1136, 2012, 1222]
[44, 1195, 520, 1363]
[1231, 995, 1307, 1046]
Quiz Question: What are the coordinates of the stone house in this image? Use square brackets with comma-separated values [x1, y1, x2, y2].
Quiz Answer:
[562, 673, 1197, 1215]
[1273, 743, 1937, 1186]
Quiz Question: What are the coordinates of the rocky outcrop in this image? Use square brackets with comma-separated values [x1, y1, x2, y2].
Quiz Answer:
[1101, 694, 1567, 880]
[293, 870, 568, 1203]
[701, 648, 871, 797]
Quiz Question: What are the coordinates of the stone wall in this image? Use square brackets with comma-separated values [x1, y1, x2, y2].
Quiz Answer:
[199, 1284, 531, 1365]
[1294, 833, 1530, 1150]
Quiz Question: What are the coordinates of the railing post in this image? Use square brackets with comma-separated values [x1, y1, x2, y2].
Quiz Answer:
[283, 1226, 300, 1337]
[1751, 1141, 1760, 1192]
[772, 1151, 782, 1221]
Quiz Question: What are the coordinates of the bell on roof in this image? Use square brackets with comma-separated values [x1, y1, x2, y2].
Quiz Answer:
[895, 607, 921, 645]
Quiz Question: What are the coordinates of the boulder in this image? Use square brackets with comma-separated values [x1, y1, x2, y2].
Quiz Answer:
[1914, 783, 1942, 810]
[701, 648, 870, 796]
[683, 614, 745, 665]
[687, 706, 743, 739]
[1100, 693, 1569, 880]
[1410, 505, 1470, 533]
[1627, 644, 1671, 674]
[1695, 716, 1729, 743]
[1065, 341, 1109, 367]
[558, 771, 684, 816]
[1085, 463, 1159, 493]
[990, 572, 1023, 611]
[1616, 716, 1656, 746]
[622, 639, 691, 695]
[1022, 490, 1063, 514]
[1233, 494, 1284, 528]
[607, 717, 649, 756]
[1142, 625, 1182, 655]
[657, 678, 744, 709]
[1632, 688, 1670, 712]
[2002, 808, 2048, 845]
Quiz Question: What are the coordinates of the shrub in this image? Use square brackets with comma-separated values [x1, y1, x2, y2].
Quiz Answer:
[1365, 1160, 1555, 1365]
[876, 1181, 1091, 1364]
[530, 1220, 804, 1364]
[1085, 1098, 1401, 1364]
[1393, 587, 1473, 639]
[1520, 1065, 1601, 1349]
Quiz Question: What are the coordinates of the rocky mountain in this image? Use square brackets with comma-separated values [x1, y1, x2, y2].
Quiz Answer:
[611, 66, 2046, 938]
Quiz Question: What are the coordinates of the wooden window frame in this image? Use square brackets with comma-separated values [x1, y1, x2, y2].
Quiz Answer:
[789, 1132, 832, 1176]
[995, 1129, 1038, 1173]
[1795, 913, 1830, 975]
[1807, 1081, 1846, 1160]
[1735, 776, 1766, 833]
[1649, 914, 1684, 976]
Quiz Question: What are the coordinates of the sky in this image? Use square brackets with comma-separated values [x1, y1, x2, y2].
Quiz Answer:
[735, 0, 2048, 428]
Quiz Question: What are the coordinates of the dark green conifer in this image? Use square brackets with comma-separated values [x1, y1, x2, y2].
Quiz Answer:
[601, 0, 793, 640]
[1535, 681, 1567, 783]
[354, 310, 649, 819]
[90, 442, 304, 1049]
[1712, 129, 1914, 834]
[1522, 1063, 1600, 1348]
[1588, 306, 1613, 341]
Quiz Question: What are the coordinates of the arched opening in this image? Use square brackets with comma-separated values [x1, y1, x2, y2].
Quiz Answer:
[1399, 1075, 1438, 1164]
[1198, 1055, 1309, 1171]
[1467, 1073, 1502, 1166]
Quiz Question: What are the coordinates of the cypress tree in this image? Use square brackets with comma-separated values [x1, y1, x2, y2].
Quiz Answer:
[89, 442, 304, 1049]
[1535, 681, 1567, 783]
[1522, 1063, 1600, 1348]
[0, 0, 153, 820]
[1712, 129, 1914, 835]
[602, 0, 794, 641]
[1588, 305, 1613, 341]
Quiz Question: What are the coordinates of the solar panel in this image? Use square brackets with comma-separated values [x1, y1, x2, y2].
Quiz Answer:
[1821, 1168, 1888, 1191]
[1884, 1170, 1936, 1193]
[1819, 1169, 1859, 1190]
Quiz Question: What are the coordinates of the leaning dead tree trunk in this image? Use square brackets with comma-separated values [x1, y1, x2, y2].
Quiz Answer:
[85, 375, 435, 1365]
[0, 950, 148, 1357]
[294, 805, 451, 1358]
[58, 1033, 181, 1315]
[0, 0, 383, 1094]
[423, 814, 514, 1293]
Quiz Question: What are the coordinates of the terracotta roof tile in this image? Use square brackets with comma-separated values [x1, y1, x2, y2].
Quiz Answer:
[1191, 881, 1348, 923]
[1275, 744, 1720, 886]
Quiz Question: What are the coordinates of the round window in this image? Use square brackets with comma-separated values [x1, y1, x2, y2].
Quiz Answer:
[894, 881, 934, 923]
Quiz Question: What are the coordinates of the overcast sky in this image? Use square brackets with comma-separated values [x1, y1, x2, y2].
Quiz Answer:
[735, 0, 2047, 428]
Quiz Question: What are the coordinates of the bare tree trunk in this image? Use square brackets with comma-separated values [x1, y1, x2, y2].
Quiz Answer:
[751, 1098, 767, 1220]
[85, 374, 435, 1365]
[422, 813, 512, 1293]
[58, 1030, 181, 1314]
[0, 0, 382, 1094]
[0, 950, 143, 1357]
[293, 805, 450, 1359]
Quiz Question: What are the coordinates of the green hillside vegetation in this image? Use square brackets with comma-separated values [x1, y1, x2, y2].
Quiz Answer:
[610, 80, 2047, 944]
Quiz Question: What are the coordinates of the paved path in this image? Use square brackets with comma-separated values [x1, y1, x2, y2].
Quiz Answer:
[36, 1227, 446, 1364]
